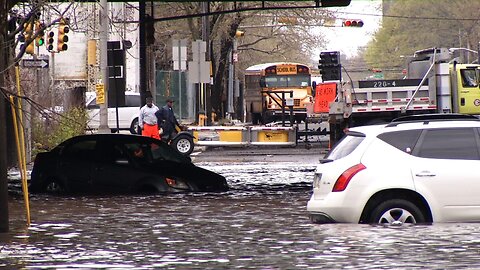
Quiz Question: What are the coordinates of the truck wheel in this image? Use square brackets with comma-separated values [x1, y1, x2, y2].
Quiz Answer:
[172, 134, 194, 156]
[369, 199, 425, 225]
[130, 118, 139, 134]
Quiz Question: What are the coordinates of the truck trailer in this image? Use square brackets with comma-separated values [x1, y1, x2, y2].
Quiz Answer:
[320, 48, 480, 144]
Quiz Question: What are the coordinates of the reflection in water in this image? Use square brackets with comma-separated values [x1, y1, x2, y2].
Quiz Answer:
[2, 162, 480, 269]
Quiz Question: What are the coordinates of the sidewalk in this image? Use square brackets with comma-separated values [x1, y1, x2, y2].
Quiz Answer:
[191, 141, 329, 163]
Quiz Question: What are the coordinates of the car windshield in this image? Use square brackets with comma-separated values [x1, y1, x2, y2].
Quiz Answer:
[124, 141, 190, 164]
[326, 132, 365, 160]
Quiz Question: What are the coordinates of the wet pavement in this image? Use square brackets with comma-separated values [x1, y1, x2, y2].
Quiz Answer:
[2, 145, 480, 269]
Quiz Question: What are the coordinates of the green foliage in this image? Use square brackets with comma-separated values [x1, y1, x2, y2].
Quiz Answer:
[32, 107, 88, 156]
[365, 0, 480, 77]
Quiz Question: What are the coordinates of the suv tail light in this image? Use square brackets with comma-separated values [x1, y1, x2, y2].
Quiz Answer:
[332, 163, 366, 192]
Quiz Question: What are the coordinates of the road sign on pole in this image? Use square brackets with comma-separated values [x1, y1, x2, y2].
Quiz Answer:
[172, 39, 187, 71]
[188, 40, 210, 84]
[22, 59, 49, 68]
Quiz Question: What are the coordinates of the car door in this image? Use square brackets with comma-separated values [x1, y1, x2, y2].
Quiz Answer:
[91, 138, 140, 193]
[58, 138, 98, 192]
[410, 127, 480, 222]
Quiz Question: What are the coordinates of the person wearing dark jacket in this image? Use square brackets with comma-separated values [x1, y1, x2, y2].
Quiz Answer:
[155, 98, 180, 142]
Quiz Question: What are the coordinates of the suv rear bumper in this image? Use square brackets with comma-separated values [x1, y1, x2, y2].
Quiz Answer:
[309, 212, 336, 224]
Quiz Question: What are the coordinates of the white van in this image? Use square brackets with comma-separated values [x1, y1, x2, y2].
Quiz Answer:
[86, 91, 140, 134]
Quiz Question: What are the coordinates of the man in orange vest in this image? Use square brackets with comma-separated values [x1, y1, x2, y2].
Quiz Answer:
[139, 96, 160, 139]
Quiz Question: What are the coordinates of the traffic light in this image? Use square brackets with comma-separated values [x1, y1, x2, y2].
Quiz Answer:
[318, 51, 341, 81]
[35, 21, 45, 47]
[342, 19, 364, 27]
[23, 22, 34, 55]
[57, 19, 69, 52]
[235, 30, 244, 38]
[47, 31, 55, 51]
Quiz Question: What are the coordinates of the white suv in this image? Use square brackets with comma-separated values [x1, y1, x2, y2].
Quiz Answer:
[307, 114, 480, 225]
[86, 91, 140, 134]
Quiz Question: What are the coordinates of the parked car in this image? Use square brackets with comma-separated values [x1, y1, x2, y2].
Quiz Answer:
[307, 114, 480, 225]
[86, 91, 140, 134]
[30, 134, 229, 194]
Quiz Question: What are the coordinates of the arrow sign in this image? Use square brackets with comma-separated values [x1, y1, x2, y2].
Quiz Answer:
[22, 59, 49, 68]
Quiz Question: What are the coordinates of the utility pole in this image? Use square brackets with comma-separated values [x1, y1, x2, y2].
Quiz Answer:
[139, 0, 148, 106]
[201, 2, 212, 125]
[0, 80, 7, 233]
[98, 0, 109, 133]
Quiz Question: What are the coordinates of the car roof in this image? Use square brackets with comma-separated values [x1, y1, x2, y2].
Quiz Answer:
[69, 133, 151, 142]
[85, 91, 140, 106]
[348, 118, 480, 137]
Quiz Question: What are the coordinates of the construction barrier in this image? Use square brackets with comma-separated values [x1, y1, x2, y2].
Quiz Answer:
[250, 126, 296, 146]
[188, 126, 296, 147]
[189, 126, 249, 146]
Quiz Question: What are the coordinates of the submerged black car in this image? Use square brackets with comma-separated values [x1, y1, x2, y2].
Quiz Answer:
[30, 134, 229, 194]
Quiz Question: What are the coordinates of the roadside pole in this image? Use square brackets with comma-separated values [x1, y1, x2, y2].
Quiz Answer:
[98, 0, 109, 133]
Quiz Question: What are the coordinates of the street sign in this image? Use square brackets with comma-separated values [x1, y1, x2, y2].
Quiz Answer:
[22, 59, 49, 68]
[189, 40, 210, 84]
[172, 39, 187, 71]
[96, 84, 105, 104]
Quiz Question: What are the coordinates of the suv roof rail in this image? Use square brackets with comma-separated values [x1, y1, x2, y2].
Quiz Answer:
[387, 114, 479, 127]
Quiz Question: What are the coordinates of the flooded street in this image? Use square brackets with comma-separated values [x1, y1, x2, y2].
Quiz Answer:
[2, 149, 480, 269]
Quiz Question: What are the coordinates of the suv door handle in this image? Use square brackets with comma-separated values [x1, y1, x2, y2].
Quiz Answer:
[415, 171, 436, 177]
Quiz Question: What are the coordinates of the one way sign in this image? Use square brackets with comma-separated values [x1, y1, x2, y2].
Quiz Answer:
[22, 59, 49, 68]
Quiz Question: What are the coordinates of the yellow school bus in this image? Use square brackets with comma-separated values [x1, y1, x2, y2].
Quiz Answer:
[244, 62, 315, 124]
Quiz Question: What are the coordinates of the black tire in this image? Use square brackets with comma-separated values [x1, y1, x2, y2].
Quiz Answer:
[370, 199, 425, 225]
[172, 134, 194, 156]
[252, 113, 261, 125]
[45, 178, 66, 194]
[130, 118, 139, 134]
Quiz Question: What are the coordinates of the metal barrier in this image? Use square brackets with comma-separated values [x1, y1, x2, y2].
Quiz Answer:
[188, 126, 296, 147]
[189, 126, 249, 146]
[250, 126, 296, 146]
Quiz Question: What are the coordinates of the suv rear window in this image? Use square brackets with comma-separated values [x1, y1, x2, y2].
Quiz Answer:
[126, 95, 141, 107]
[413, 128, 480, 160]
[327, 131, 365, 160]
[378, 129, 422, 153]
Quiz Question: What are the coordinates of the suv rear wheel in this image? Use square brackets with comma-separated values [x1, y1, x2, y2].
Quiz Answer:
[130, 118, 139, 134]
[370, 199, 425, 225]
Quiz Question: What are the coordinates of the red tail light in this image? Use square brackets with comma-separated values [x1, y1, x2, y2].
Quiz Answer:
[166, 178, 176, 186]
[332, 163, 366, 192]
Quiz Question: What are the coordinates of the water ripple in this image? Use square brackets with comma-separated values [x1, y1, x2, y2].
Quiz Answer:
[3, 162, 480, 269]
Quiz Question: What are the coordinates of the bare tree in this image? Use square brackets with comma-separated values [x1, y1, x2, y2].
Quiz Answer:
[151, 2, 334, 118]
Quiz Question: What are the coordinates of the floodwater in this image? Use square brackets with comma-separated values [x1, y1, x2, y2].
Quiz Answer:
[3, 161, 480, 269]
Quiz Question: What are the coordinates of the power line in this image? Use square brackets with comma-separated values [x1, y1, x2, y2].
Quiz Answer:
[336, 11, 480, 22]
